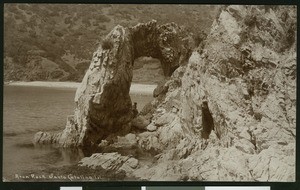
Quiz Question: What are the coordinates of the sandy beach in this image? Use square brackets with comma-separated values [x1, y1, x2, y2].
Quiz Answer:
[6, 81, 157, 95]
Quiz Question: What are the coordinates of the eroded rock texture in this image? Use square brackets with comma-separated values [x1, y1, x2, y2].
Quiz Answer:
[129, 5, 296, 181]
[35, 5, 296, 182]
[78, 152, 139, 179]
[78, 5, 296, 182]
[33, 20, 192, 147]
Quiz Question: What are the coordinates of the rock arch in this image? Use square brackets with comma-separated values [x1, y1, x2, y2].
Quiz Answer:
[34, 20, 192, 147]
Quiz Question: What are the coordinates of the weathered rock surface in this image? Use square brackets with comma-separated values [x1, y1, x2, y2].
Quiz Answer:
[131, 115, 150, 130]
[34, 5, 296, 182]
[124, 5, 296, 181]
[33, 20, 192, 147]
[131, 5, 296, 181]
[78, 152, 139, 178]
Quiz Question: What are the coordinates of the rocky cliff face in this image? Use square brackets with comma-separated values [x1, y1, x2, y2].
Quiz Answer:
[125, 5, 296, 181]
[34, 20, 192, 147]
[34, 5, 296, 181]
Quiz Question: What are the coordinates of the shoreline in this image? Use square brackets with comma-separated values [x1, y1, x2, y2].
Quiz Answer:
[5, 81, 157, 95]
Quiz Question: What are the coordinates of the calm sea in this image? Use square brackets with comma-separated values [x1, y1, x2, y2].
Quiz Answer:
[3, 85, 153, 181]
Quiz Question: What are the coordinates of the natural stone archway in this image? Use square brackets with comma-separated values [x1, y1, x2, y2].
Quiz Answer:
[34, 20, 193, 147]
[130, 21, 191, 76]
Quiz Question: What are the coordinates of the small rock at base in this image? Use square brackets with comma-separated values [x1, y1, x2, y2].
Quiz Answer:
[146, 124, 157, 132]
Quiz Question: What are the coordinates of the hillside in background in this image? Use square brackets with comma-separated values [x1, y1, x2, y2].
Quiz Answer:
[4, 4, 219, 83]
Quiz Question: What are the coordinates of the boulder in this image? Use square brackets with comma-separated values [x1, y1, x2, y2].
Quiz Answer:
[132, 115, 150, 130]
[78, 152, 139, 178]
[146, 124, 157, 132]
[33, 131, 58, 145]
[155, 113, 175, 127]
[115, 133, 138, 147]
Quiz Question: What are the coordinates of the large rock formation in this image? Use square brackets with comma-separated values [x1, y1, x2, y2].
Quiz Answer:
[34, 20, 192, 147]
[132, 5, 296, 181]
[35, 5, 296, 182]
[75, 5, 296, 181]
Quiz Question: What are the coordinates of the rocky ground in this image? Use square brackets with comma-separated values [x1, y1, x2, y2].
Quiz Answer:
[34, 5, 296, 181]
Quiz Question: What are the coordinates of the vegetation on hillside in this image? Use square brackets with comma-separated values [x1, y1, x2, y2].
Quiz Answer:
[4, 4, 219, 82]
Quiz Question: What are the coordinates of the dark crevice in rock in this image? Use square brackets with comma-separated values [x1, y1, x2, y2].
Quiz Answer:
[201, 101, 215, 139]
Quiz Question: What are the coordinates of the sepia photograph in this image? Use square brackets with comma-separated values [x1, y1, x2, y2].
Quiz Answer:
[3, 4, 296, 182]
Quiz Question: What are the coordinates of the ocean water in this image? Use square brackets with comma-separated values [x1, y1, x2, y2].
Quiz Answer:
[3, 85, 153, 181]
